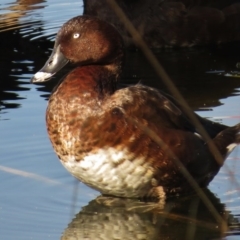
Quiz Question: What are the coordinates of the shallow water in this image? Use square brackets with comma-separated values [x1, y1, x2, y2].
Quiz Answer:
[0, 0, 240, 239]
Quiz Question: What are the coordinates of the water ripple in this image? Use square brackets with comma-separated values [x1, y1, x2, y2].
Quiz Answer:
[0, 0, 82, 40]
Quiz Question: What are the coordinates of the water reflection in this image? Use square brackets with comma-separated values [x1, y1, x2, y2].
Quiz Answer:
[61, 190, 240, 240]
[0, 0, 59, 116]
[0, 0, 84, 118]
[0, 23, 52, 116]
[122, 47, 240, 111]
[0, 0, 45, 32]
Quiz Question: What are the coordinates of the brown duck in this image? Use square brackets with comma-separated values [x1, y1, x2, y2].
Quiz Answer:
[31, 16, 240, 198]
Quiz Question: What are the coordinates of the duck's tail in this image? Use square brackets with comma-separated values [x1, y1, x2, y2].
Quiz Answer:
[213, 123, 240, 158]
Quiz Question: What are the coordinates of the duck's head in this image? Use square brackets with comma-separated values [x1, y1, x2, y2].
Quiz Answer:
[31, 15, 125, 83]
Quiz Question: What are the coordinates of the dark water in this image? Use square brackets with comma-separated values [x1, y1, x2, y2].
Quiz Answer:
[0, 0, 240, 239]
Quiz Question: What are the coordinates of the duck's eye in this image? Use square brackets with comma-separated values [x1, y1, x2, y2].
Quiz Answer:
[73, 33, 80, 39]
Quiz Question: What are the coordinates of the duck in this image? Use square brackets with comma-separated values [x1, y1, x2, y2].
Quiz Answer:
[31, 15, 240, 198]
[83, 0, 240, 48]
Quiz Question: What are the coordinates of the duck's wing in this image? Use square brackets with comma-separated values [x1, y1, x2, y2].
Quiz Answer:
[81, 85, 208, 164]
[110, 85, 226, 137]
[84, 85, 202, 145]
[157, 90, 228, 138]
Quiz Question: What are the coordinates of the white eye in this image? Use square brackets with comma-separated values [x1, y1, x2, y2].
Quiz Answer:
[73, 33, 80, 39]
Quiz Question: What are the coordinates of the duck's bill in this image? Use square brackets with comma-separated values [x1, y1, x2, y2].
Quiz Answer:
[31, 45, 69, 83]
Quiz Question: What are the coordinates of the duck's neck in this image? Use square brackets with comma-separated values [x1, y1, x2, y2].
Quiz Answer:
[58, 64, 121, 100]
[97, 63, 122, 97]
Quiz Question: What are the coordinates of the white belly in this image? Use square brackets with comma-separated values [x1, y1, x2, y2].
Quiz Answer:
[61, 147, 155, 197]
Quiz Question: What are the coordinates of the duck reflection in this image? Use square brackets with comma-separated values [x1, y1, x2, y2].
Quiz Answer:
[61, 190, 240, 240]
[83, 0, 240, 48]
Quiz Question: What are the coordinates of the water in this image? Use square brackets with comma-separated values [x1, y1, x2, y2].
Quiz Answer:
[0, 0, 240, 239]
